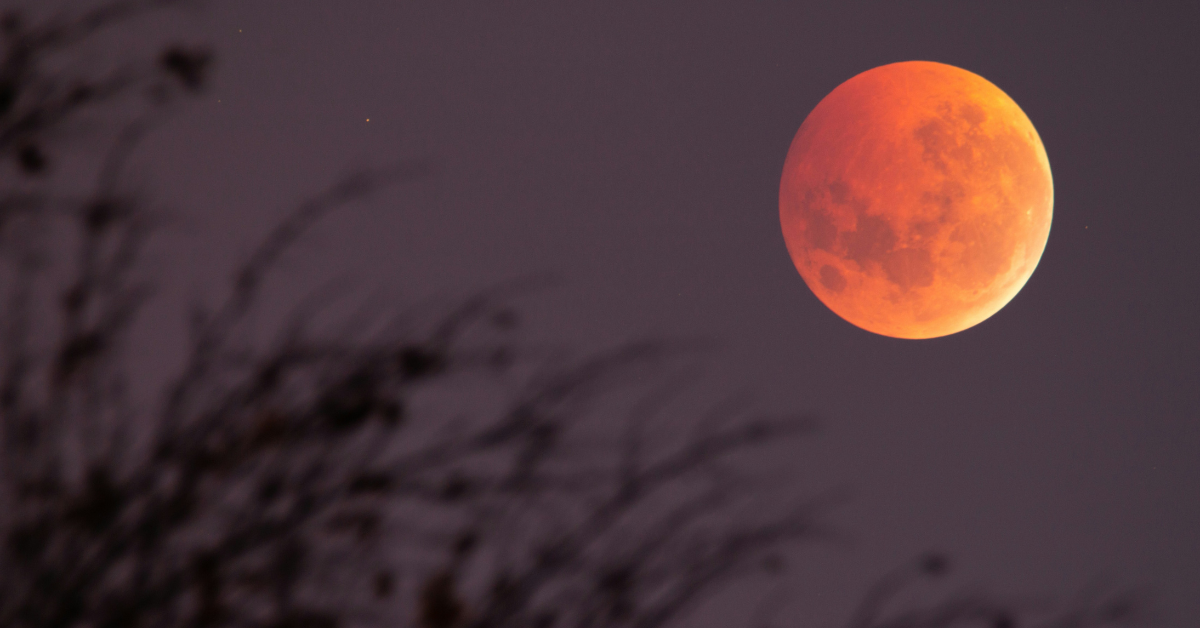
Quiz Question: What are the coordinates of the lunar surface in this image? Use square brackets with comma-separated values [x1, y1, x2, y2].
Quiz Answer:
[779, 61, 1053, 339]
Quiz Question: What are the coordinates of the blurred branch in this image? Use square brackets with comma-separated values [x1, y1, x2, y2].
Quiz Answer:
[845, 555, 1144, 628]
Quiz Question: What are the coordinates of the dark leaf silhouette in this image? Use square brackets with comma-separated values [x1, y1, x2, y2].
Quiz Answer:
[160, 45, 211, 91]
[16, 142, 45, 173]
[398, 344, 447, 380]
[0, 81, 16, 116]
[919, 551, 950, 577]
[0, 11, 20, 36]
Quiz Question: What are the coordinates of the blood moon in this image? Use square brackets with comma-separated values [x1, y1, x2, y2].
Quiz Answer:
[779, 61, 1052, 339]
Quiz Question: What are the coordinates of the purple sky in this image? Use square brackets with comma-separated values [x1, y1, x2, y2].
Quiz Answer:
[102, 2, 1198, 625]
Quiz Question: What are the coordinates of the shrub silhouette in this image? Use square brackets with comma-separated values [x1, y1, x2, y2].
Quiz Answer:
[0, 3, 1144, 628]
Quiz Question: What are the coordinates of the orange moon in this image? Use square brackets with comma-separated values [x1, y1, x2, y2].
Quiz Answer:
[779, 61, 1053, 339]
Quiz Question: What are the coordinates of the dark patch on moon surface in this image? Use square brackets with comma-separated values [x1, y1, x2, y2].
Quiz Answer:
[842, 213, 897, 269]
[819, 264, 847, 293]
[882, 247, 935, 290]
[802, 189, 838, 251]
[914, 102, 988, 174]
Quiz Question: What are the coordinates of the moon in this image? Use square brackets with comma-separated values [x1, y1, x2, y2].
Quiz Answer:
[779, 61, 1053, 339]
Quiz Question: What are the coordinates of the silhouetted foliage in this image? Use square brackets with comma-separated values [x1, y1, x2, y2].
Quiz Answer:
[160, 45, 211, 91]
[0, 3, 1145, 628]
[840, 554, 1146, 628]
[15, 142, 43, 174]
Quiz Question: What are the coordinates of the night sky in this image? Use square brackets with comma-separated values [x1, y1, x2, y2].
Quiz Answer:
[103, 2, 1198, 625]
